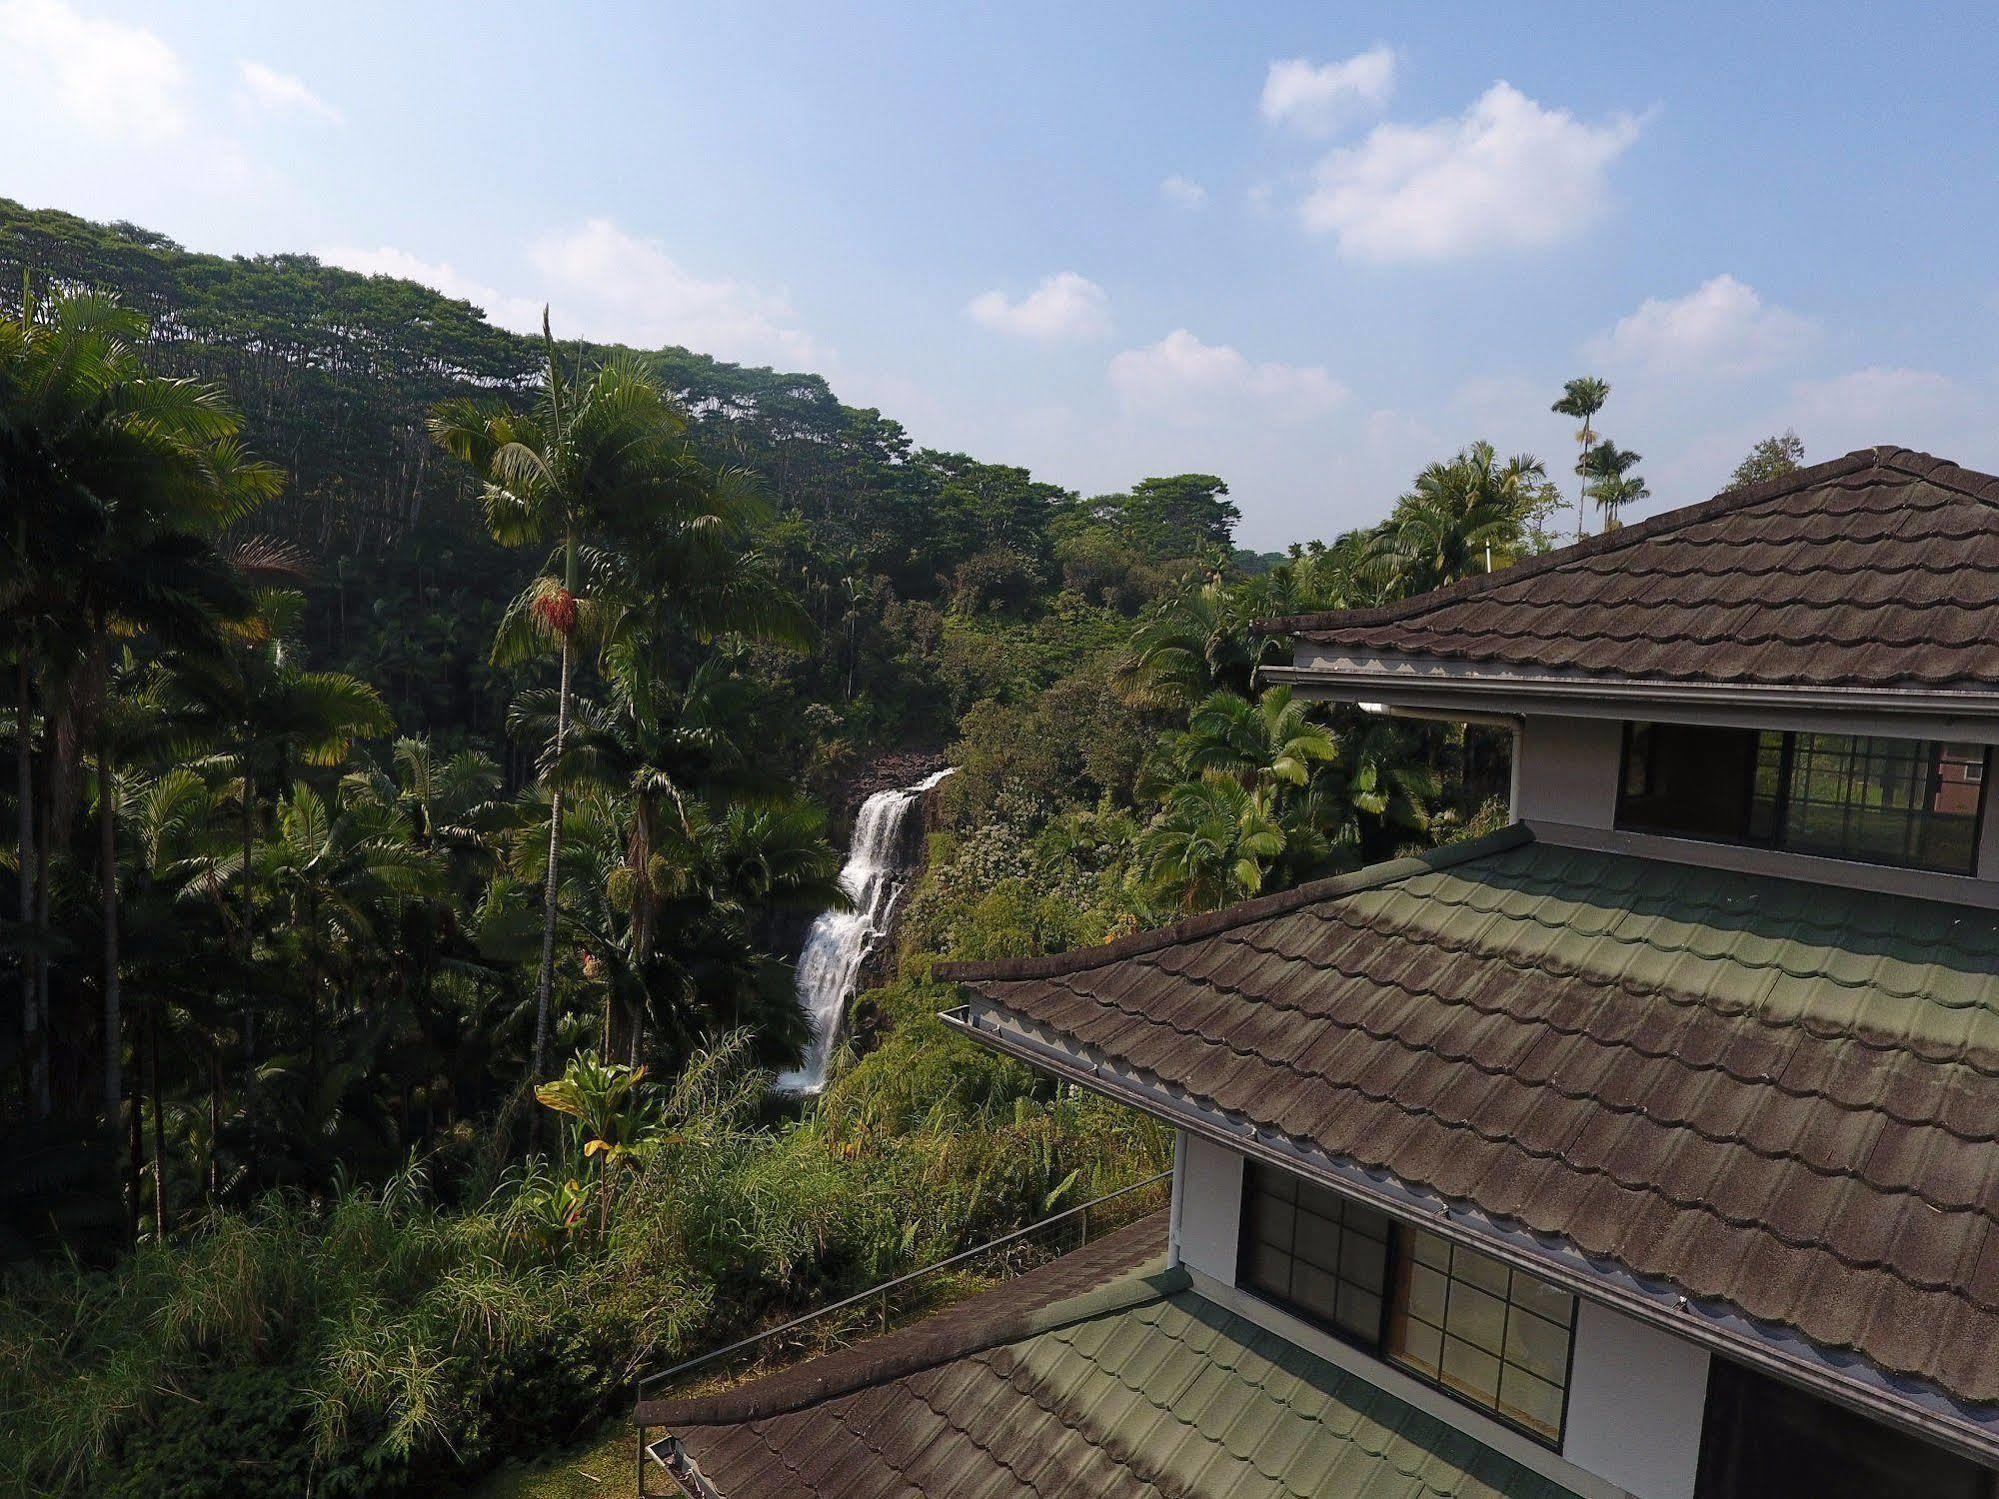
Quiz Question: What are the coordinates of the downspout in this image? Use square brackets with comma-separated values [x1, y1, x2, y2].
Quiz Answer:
[1165, 1128, 1188, 1270]
[1357, 701, 1526, 823]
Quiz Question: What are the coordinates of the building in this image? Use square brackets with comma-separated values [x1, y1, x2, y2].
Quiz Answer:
[638, 447, 1999, 1498]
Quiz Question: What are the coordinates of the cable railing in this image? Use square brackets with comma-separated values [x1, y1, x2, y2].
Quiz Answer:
[634, 1168, 1171, 1406]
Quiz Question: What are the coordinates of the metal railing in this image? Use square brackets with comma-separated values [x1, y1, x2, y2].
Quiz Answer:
[634, 1169, 1171, 1403]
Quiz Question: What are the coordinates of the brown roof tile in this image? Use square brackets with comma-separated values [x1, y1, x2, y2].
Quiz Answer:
[644, 1211, 1583, 1499]
[940, 829, 1999, 1412]
[1262, 447, 1999, 691]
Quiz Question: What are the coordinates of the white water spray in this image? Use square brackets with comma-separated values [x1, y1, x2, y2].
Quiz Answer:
[776, 767, 954, 1094]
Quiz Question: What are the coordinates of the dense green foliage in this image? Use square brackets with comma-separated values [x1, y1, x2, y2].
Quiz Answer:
[4, 201, 1567, 1495]
[1730, 429, 1806, 489]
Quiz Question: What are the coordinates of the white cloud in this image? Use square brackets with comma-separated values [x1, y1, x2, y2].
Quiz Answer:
[238, 60, 342, 124]
[1302, 82, 1641, 261]
[0, 0, 184, 137]
[1261, 48, 1396, 136]
[323, 220, 822, 369]
[1590, 275, 1814, 377]
[1160, 174, 1208, 209]
[527, 219, 821, 366]
[318, 245, 544, 331]
[1109, 329, 1345, 421]
[966, 271, 1111, 341]
[1784, 366, 1976, 448]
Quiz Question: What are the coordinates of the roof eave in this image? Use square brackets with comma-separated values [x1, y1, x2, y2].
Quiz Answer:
[1261, 660, 1999, 737]
[940, 1000, 1999, 1469]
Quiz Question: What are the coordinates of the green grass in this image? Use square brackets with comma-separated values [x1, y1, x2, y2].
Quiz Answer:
[459, 1423, 629, 1499]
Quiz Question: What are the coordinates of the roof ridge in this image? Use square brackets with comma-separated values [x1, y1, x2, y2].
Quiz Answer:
[1255, 446, 1898, 638]
[1874, 447, 1999, 508]
[934, 823, 1534, 984]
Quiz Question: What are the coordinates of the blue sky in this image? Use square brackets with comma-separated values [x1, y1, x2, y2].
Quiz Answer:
[5, 1, 1998, 546]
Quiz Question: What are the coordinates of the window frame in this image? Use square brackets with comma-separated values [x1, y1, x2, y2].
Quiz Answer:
[1614, 722, 1991, 878]
[1234, 1160, 1577, 1450]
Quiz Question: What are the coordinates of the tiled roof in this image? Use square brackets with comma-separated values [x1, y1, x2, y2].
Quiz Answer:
[643, 1211, 1579, 1499]
[941, 827, 1999, 1412]
[1262, 447, 1999, 691]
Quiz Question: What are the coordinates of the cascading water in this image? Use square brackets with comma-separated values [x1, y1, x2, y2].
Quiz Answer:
[776, 767, 954, 1094]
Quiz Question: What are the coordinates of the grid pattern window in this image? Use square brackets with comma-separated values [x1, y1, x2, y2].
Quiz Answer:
[1385, 1228, 1574, 1444]
[1617, 722, 1989, 876]
[1236, 1162, 1575, 1447]
[1239, 1163, 1390, 1343]
[1766, 733, 1986, 874]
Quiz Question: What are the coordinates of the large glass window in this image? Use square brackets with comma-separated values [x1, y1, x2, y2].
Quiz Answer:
[1237, 1161, 1575, 1446]
[1616, 722, 1988, 876]
[1695, 1360, 1996, 1499]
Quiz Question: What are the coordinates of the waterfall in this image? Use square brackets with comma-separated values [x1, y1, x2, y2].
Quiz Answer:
[776, 767, 954, 1094]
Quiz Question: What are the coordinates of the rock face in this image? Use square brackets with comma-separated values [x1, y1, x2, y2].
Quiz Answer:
[832, 750, 949, 840]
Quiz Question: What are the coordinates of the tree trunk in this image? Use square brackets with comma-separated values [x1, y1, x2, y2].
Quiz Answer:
[240, 759, 256, 1095]
[148, 1006, 167, 1238]
[16, 651, 40, 1118]
[100, 721, 120, 1119]
[127, 1053, 144, 1243]
[532, 631, 573, 1084]
[208, 1043, 222, 1205]
[31, 725, 51, 1119]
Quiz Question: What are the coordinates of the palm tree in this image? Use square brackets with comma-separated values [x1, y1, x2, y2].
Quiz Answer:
[1139, 776, 1289, 914]
[1, 285, 280, 1132]
[1114, 579, 1283, 711]
[1178, 686, 1337, 791]
[1583, 443, 1649, 530]
[1375, 442, 1550, 595]
[430, 314, 690, 1086]
[1551, 376, 1610, 542]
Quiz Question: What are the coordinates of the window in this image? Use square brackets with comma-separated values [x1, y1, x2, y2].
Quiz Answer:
[1616, 722, 1989, 876]
[1695, 1360, 1997, 1499]
[1237, 1161, 1575, 1446]
[1240, 1164, 1390, 1344]
[1386, 1227, 1574, 1443]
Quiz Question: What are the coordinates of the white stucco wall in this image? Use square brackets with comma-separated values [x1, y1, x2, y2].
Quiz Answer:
[1174, 1129, 1241, 1284]
[1562, 1299, 1711, 1499]
[1513, 714, 1624, 829]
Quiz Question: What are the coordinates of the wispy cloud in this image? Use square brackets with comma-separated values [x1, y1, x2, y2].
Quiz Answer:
[1109, 328, 1345, 420]
[1302, 83, 1642, 262]
[1589, 275, 1815, 377]
[322, 219, 823, 369]
[239, 60, 342, 124]
[966, 271, 1111, 341]
[0, 0, 184, 137]
[1261, 47, 1395, 136]
[1159, 174, 1208, 209]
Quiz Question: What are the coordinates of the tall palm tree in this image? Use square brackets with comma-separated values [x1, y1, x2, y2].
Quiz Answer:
[1583, 443, 1649, 530]
[1551, 376, 1610, 542]
[433, 321, 813, 1086]
[430, 314, 691, 1085]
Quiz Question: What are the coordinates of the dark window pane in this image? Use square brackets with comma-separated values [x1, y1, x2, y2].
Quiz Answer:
[1616, 722, 1760, 839]
[1618, 722, 1988, 876]
[1696, 1360, 1991, 1499]
[1237, 1163, 1390, 1349]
